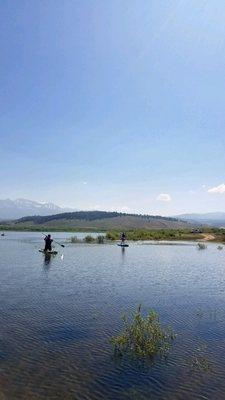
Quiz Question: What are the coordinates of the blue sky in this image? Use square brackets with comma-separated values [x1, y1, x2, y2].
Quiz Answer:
[1, 0, 225, 214]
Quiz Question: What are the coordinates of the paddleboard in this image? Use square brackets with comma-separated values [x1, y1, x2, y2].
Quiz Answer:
[117, 243, 129, 247]
[39, 249, 58, 255]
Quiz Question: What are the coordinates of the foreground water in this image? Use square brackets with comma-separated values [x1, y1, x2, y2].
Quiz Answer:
[1, 232, 225, 399]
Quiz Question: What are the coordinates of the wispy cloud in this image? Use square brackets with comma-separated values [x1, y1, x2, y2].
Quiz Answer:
[208, 183, 225, 194]
[157, 193, 172, 202]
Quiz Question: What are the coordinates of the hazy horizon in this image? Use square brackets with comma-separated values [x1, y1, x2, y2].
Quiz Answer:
[1, 1, 225, 215]
[1, 197, 225, 217]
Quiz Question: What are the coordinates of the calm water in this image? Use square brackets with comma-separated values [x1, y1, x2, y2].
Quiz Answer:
[1, 232, 225, 399]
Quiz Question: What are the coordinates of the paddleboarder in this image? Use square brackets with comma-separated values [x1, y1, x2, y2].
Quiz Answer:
[44, 234, 53, 251]
[120, 232, 126, 245]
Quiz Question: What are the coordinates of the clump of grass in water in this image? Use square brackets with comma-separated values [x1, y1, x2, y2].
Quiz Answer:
[189, 343, 213, 373]
[197, 242, 207, 250]
[84, 235, 95, 243]
[190, 356, 212, 372]
[71, 235, 81, 243]
[97, 235, 105, 244]
[111, 305, 175, 360]
[71, 235, 106, 244]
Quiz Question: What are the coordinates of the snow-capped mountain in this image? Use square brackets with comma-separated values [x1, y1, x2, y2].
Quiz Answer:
[175, 212, 225, 227]
[0, 199, 75, 220]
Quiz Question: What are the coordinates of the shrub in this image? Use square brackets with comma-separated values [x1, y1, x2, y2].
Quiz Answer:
[71, 236, 80, 243]
[84, 235, 95, 243]
[106, 231, 118, 241]
[111, 305, 175, 359]
[97, 235, 105, 244]
[197, 243, 207, 249]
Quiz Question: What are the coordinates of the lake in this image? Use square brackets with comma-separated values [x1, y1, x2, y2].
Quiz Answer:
[1, 232, 225, 399]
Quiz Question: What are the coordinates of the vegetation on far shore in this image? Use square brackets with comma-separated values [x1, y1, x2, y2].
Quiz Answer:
[70, 230, 206, 244]
[105, 228, 225, 242]
[1, 225, 225, 243]
[71, 235, 105, 244]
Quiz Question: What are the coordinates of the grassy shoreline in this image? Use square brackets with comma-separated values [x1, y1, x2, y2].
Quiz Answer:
[1, 225, 224, 243]
[105, 228, 225, 243]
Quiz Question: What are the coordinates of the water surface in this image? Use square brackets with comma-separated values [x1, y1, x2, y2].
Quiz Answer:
[1, 232, 225, 399]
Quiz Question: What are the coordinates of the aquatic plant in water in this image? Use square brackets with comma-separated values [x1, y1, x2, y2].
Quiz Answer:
[71, 235, 81, 243]
[111, 305, 175, 359]
[190, 355, 212, 372]
[189, 343, 213, 373]
[97, 235, 105, 244]
[84, 235, 96, 243]
[71, 235, 106, 244]
[197, 243, 207, 249]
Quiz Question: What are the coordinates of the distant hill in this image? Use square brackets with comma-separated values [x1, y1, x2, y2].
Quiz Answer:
[175, 212, 225, 227]
[0, 199, 75, 220]
[5, 210, 195, 231]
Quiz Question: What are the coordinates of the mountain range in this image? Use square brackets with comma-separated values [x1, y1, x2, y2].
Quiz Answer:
[0, 199, 192, 230]
[0, 199, 74, 220]
[175, 212, 225, 227]
[1, 198, 225, 228]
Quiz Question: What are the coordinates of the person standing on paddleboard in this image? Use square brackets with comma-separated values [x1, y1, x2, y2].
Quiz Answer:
[44, 234, 53, 251]
[120, 232, 126, 245]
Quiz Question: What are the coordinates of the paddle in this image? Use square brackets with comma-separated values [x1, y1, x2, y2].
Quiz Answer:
[42, 233, 65, 248]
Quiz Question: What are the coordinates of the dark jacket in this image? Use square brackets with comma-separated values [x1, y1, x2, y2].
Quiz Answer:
[44, 236, 53, 251]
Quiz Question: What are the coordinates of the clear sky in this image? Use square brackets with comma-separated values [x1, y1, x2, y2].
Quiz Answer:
[1, 0, 225, 215]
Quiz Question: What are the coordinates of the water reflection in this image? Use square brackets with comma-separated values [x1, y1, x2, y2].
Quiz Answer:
[43, 253, 52, 268]
[121, 246, 126, 259]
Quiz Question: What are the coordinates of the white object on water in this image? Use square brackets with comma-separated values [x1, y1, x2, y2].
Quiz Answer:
[61, 254, 64, 260]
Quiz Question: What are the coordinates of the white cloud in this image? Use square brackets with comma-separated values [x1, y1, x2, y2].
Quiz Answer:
[82, 181, 87, 185]
[157, 193, 171, 202]
[208, 183, 225, 194]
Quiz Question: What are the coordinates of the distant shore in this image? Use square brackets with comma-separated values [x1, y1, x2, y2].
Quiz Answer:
[1, 227, 224, 243]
